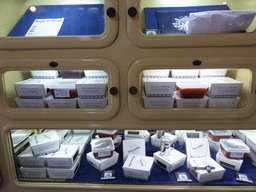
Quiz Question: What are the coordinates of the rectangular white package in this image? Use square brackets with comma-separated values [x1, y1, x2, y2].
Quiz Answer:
[77, 97, 107, 109]
[86, 151, 119, 171]
[45, 145, 79, 168]
[154, 149, 186, 173]
[179, 131, 203, 149]
[123, 139, 146, 162]
[84, 70, 108, 78]
[171, 69, 199, 78]
[31, 70, 59, 79]
[47, 155, 81, 180]
[46, 95, 77, 108]
[199, 69, 227, 78]
[208, 97, 240, 108]
[174, 92, 208, 108]
[43, 129, 71, 144]
[20, 167, 47, 179]
[123, 155, 154, 181]
[29, 131, 60, 156]
[151, 132, 177, 148]
[143, 92, 175, 109]
[142, 69, 170, 78]
[216, 149, 243, 171]
[245, 135, 256, 154]
[14, 78, 53, 99]
[143, 78, 176, 97]
[15, 98, 46, 108]
[205, 77, 243, 98]
[76, 78, 107, 99]
[18, 147, 46, 167]
[124, 130, 150, 143]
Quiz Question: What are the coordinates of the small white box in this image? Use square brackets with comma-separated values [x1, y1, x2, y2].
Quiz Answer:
[77, 98, 107, 109]
[45, 145, 79, 168]
[46, 95, 77, 108]
[154, 149, 186, 173]
[123, 139, 146, 162]
[208, 97, 240, 108]
[48, 79, 78, 99]
[86, 151, 119, 171]
[29, 131, 60, 156]
[179, 131, 203, 149]
[187, 157, 225, 183]
[245, 135, 256, 154]
[123, 155, 154, 181]
[43, 129, 71, 143]
[18, 147, 45, 167]
[151, 132, 177, 148]
[15, 98, 46, 108]
[84, 70, 108, 78]
[72, 130, 93, 134]
[206, 77, 243, 98]
[175, 92, 208, 108]
[233, 130, 247, 142]
[142, 69, 170, 78]
[143, 93, 175, 109]
[199, 69, 227, 78]
[63, 134, 91, 146]
[171, 69, 199, 78]
[47, 155, 81, 180]
[143, 78, 176, 97]
[124, 130, 150, 143]
[249, 149, 256, 164]
[76, 78, 107, 99]
[31, 70, 59, 79]
[207, 136, 220, 152]
[216, 149, 243, 171]
[14, 78, 53, 99]
[20, 167, 47, 179]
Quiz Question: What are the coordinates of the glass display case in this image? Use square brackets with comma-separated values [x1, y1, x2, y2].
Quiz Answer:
[0, 0, 118, 49]
[127, 0, 256, 47]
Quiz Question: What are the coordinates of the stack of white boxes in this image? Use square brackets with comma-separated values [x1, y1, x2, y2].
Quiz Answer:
[87, 131, 119, 171]
[142, 70, 175, 109]
[76, 70, 108, 109]
[18, 130, 82, 180]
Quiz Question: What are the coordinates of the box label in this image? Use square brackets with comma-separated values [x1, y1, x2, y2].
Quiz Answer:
[230, 152, 244, 158]
[54, 89, 70, 98]
[98, 151, 111, 158]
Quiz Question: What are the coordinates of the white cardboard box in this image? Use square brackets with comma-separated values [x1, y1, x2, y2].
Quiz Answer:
[15, 98, 46, 108]
[43, 129, 71, 143]
[123, 155, 154, 181]
[76, 78, 107, 99]
[31, 70, 59, 79]
[245, 135, 256, 154]
[171, 69, 199, 78]
[174, 92, 208, 108]
[153, 149, 186, 173]
[249, 149, 256, 164]
[14, 78, 53, 99]
[86, 151, 119, 171]
[199, 69, 227, 78]
[179, 131, 203, 149]
[20, 167, 47, 179]
[46, 95, 77, 108]
[45, 145, 79, 168]
[143, 93, 175, 109]
[151, 133, 177, 148]
[143, 78, 176, 97]
[207, 136, 220, 152]
[47, 155, 81, 180]
[208, 97, 240, 108]
[84, 70, 108, 78]
[186, 138, 225, 183]
[142, 69, 170, 78]
[63, 134, 91, 146]
[205, 77, 243, 98]
[29, 131, 60, 156]
[216, 149, 243, 171]
[77, 98, 108, 109]
[18, 147, 46, 167]
[123, 139, 146, 162]
[124, 130, 150, 143]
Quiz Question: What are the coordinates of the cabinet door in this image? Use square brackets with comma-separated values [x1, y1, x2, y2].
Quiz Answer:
[127, 0, 256, 48]
[128, 57, 256, 120]
[0, 58, 120, 120]
[0, 0, 118, 49]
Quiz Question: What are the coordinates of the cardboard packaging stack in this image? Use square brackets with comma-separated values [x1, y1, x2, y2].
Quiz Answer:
[87, 132, 119, 171]
[186, 138, 225, 183]
[216, 139, 250, 171]
[142, 70, 175, 109]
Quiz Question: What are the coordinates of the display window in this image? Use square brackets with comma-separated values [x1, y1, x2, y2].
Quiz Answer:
[128, 57, 256, 120]
[0, 0, 118, 49]
[5, 128, 256, 188]
[127, 0, 256, 47]
[0, 59, 120, 120]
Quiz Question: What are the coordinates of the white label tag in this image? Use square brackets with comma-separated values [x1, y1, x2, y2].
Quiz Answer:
[230, 152, 244, 158]
[98, 151, 111, 158]
[54, 89, 70, 98]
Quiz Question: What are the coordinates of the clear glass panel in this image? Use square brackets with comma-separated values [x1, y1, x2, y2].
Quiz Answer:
[141, 68, 251, 109]
[0, 0, 105, 37]
[140, 0, 256, 35]
[4, 70, 108, 109]
[9, 128, 256, 186]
